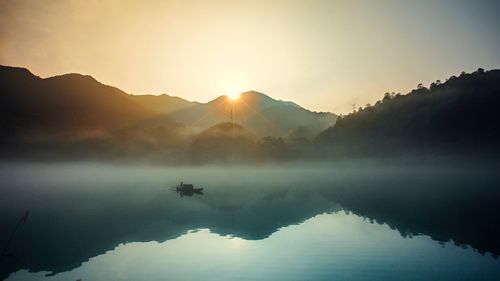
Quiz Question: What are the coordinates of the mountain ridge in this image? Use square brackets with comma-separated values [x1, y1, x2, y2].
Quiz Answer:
[169, 90, 337, 137]
[316, 68, 500, 158]
[0, 65, 336, 139]
[3, 64, 496, 162]
[130, 93, 200, 115]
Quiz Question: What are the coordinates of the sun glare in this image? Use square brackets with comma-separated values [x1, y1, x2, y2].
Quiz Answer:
[228, 93, 240, 101]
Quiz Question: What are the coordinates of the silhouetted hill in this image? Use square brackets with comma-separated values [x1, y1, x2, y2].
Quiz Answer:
[0, 65, 159, 136]
[0, 65, 189, 161]
[317, 69, 500, 158]
[7, 64, 498, 163]
[0, 66, 337, 163]
[169, 91, 336, 138]
[130, 93, 200, 114]
[189, 122, 260, 163]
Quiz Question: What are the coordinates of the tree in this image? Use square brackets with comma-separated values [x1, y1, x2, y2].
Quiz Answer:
[430, 80, 442, 90]
[383, 92, 391, 102]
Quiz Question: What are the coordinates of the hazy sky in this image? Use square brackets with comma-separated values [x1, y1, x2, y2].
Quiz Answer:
[1, 0, 499, 113]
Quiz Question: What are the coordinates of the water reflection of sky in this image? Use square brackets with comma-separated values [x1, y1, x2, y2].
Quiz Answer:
[8, 212, 500, 281]
[2, 163, 500, 280]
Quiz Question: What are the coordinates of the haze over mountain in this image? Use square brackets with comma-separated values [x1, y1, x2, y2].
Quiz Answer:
[0, 65, 336, 141]
[0, 66, 187, 160]
[1, 64, 499, 163]
[0, 65, 335, 162]
[189, 122, 260, 163]
[130, 94, 200, 115]
[169, 91, 337, 137]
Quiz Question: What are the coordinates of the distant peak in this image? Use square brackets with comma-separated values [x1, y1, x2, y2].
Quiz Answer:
[208, 90, 304, 109]
[240, 91, 271, 99]
[212, 95, 232, 102]
[241, 90, 265, 95]
[43, 73, 103, 87]
[55, 73, 98, 82]
[0, 65, 38, 79]
[215, 91, 267, 100]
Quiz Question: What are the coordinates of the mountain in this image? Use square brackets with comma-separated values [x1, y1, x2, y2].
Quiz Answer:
[0, 65, 188, 160]
[188, 122, 294, 163]
[189, 122, 259, 163]
[316, 69, 500, 158]
[0, 65, 328, 162]
[130, 94, 200, 114]
[0, 65, 160, 137]
[3, 64, 498, 162]
[169, 91, 337, 138]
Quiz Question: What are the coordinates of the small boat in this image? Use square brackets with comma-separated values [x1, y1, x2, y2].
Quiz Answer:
[173, 182, 203, 196]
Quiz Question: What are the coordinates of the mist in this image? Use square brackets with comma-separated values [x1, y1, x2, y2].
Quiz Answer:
[1, 5, 500, 278]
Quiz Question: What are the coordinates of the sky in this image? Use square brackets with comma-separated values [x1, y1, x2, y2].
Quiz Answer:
[1, 0, 499, 114]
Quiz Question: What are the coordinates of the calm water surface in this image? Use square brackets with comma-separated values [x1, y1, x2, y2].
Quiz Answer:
[1, 162, 499, 280]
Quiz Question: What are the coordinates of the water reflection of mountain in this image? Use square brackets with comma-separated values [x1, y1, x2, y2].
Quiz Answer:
[0, 163, 499, 279]
[318, 167, 500, 257]
[0, 176, 339, 278]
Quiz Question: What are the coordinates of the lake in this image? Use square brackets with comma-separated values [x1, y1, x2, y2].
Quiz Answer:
[1, 162, 499, 280]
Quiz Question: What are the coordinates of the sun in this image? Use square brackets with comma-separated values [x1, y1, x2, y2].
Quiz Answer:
[228, 93, 240, 101]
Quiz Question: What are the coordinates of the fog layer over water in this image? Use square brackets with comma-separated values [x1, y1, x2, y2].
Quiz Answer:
[1, 162, 499, 280]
